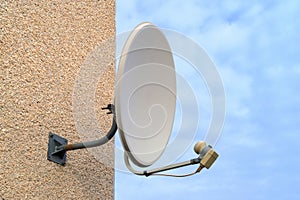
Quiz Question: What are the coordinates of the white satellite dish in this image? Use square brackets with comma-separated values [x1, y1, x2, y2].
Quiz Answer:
[115, 22, 176, 167]
[47, 22, 220, 178]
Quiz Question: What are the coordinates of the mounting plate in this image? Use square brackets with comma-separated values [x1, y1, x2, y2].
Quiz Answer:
[47, 132, 68, 165]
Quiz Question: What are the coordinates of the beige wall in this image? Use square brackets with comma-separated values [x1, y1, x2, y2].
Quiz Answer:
[1, 1, 115, 199]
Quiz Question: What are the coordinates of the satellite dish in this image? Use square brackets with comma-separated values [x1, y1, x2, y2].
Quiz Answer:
[47, 22, 221, 178]
[115, 22, 176, 167]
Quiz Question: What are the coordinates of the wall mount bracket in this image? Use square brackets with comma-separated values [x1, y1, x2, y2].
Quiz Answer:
[47, 133, 68, 165]
[47, 104, 117, 166]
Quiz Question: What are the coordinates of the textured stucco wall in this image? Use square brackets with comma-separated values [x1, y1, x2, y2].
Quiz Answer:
[1, 1, 115, 199]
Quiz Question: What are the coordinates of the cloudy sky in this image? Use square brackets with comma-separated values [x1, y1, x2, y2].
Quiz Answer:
[115, 1, 300, 199]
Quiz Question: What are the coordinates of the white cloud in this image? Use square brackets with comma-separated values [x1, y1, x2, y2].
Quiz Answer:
[219, 66, 253, 118]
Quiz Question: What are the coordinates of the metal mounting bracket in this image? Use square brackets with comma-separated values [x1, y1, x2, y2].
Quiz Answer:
[47, 132, 68, 165]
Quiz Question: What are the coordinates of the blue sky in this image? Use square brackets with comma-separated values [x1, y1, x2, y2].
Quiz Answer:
[115, 1, 300, 199]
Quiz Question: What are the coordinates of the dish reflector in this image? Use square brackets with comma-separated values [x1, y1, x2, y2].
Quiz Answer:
[115, 22, 176, 167]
